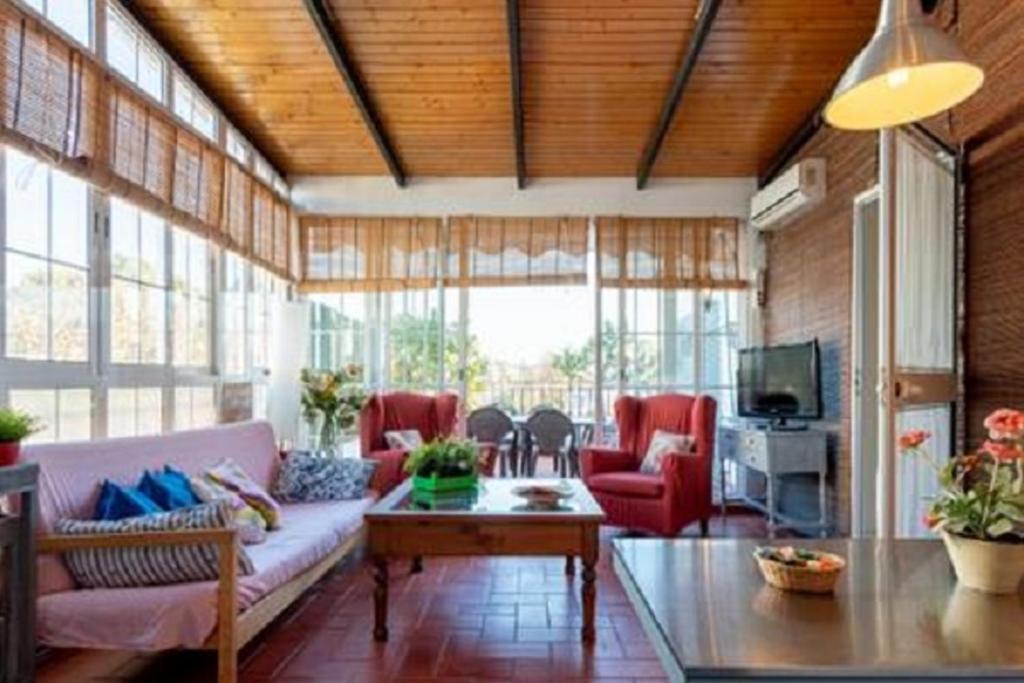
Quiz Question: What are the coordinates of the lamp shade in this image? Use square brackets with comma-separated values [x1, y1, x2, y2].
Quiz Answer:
[824, 0, 983, 130]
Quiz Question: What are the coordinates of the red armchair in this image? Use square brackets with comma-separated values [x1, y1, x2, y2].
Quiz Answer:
[359, 392, 498, 494]
[581, 394, 716, 537]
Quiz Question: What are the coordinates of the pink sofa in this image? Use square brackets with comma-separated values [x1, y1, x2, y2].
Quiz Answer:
[22, 421, 374, 683]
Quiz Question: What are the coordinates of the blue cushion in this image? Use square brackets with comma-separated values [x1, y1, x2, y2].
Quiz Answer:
[137, 466, 201, 511]
[94, 480, 163, 520]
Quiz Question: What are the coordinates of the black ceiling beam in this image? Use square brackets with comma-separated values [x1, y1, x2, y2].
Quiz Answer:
[505, 0, 526, 190]
[302, 0, 407, 187]
[118, 2, 288, 181]
[636, 0, 722, 190]
[757, 98, 826, 189]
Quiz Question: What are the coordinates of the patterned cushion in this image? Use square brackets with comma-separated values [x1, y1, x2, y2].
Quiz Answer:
[189, 474, 268, 545]
[205, 458, 282, 529]
[274, 452, 377, 503]
[56, 502, 255, 589]
[640, 430, 697, 474]
[384, 429, 423, 451]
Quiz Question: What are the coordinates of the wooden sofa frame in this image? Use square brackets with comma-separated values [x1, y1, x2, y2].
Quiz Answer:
[39, 526, 365, 683]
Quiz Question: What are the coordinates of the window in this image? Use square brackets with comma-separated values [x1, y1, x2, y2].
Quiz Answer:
[698, 290, 742, 418]
[250, 266, 280, 372]
[273, 177, 289, 199]
[110, 199, 167, 365]
[4, 149, 90, 362]
[171, 228, 211, 367]
[226, 128, 251, 166]
[25, 0, 91, 48]
[222, 252, 248, 376]
[108, 387, 163, 437]
[254, 155, 274, 186]
[309, 294, 365, 372]
[173, 74, 217, 141]
[9, 389, 92, 443]
[106, 5, 164, 102]
[174, 385, 216, 430]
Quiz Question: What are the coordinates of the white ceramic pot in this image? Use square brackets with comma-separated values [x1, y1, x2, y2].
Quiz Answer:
[942, 531, 1024, 594]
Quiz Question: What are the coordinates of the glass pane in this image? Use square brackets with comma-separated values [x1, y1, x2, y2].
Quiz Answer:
[5, 252, 47, 359]
[47, 0, 91, 47]
[111, 278, 140, 363]
[193, 386, 215, 427]
[139, 211, 166, 286]
[50, 170, 88, 267]
[172, 290, 188, 365]
[190, 296, 210, 367]
[193, 102, 216, 141]
[137, 388, 163, 435]
[138, 42, 164, 102]
[106, 8, 137, 81]
[189, 237, 208, 295]
[669, 333, 695, 386]
[6, 150, 48, 257]
[174, 386, 192, 430]
[9, 390, 56, 443]
[50, 264, 88, 362]
[701, 290, 738, 335]
[895, 405, 950, 538]
[107, 388, 135, 438]
[59, 389, 92, 441]
[173, 75, 193, 121]
[171, 229, 188, 288]
[895, 135, 955, 371]
[139, 284, 166, 364]
[110, 199, 139, 280]
[702, 334, 737, 388]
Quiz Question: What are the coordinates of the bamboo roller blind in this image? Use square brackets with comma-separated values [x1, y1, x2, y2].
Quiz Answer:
[0, 4, 296, 281]
[596, 217, 745, 289]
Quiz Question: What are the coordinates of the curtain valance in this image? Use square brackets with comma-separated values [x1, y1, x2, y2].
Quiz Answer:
[298, 216, 443, 293]
[596, 217, 745, 289]
[0, 3, 295, 281]
[446, 216, 588, 287]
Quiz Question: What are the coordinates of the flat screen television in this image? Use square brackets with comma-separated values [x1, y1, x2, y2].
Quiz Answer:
[737, 340, 821, 422]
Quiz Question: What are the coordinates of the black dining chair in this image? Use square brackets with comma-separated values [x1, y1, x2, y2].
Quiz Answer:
[466, 406, 517, 477]
[523, 408, 578, 477]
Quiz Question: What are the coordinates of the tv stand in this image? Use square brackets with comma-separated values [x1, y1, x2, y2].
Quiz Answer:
[719, 422, 828, 537]
[756, 418, 809, 431]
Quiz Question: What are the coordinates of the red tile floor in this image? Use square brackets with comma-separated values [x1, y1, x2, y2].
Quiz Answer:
[37, 514, 771, 683]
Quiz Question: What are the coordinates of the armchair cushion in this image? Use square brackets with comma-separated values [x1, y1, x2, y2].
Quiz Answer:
[640, 430, 696, 474]
[581, 447, 636, 480]
[587, 472, 664, 499]
[384, 429, 424, 451]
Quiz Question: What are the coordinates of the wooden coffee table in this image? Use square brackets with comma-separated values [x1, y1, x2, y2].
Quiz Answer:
[365, 477, 605, 642]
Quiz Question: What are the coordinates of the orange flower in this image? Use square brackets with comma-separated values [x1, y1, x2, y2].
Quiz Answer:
[981, 439, 1024, 462]
[923, 512, 940, 529]
[983, 408, 1024, 441]
[899, 430, 931, 452]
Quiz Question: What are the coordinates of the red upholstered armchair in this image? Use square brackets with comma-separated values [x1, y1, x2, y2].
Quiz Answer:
[359, 392, 459, 494]
[581, 394, 716, 537]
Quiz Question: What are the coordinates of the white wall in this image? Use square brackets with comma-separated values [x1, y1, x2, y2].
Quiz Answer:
[291, 176, 756, 218]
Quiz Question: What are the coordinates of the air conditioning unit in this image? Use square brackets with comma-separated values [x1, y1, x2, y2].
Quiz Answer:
[749, 158, 826, 231]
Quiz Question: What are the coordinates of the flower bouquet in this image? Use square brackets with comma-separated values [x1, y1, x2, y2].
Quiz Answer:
[901, 408, 1024, 593]
[299, 365, 367, 452]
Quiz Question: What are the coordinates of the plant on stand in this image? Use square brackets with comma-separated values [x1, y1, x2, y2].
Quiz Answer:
[901, 408, 1024, 593]
[300, 365, 367, 454]
[0, 408, 42, 467]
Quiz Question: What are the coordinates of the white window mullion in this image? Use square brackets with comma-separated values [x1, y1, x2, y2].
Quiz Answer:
[693, 289, 704, 395]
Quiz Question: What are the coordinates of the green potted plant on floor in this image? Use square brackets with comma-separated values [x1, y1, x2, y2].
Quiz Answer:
[404, 439, 480, 493]
[0, 408, 42, 467]
[901, 408, 1024, 593]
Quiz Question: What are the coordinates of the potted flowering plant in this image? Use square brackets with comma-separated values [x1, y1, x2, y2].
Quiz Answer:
[299, 365, 367, 452]
[404, 439, 480, 493]
[0, 408, 42, 467]
[901, 408, 1024, 593]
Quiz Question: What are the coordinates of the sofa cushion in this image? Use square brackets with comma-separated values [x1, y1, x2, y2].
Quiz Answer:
[274, 452, 378, 502]
[189, 473, 268, 545]
[37, 496, 375, 651]
[93, 480, 162, 520]
[56, 502, 255, 589]
[138, 466, 201, 511]
[587, 472, 664, 499]
[205, 458, 282, 529]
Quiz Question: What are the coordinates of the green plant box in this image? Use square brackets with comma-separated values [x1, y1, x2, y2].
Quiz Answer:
[412, 472, 478, 493]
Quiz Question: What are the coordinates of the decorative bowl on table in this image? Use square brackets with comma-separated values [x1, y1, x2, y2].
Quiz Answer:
[753, 546, 846, 594]
[511, 482, 574, 510]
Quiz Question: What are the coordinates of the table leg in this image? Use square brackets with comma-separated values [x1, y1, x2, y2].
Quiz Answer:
[766, 474, 776, 539]
[581, 527, 598, 643]
[819, 470, 828, 538]
[372, 558, 389, 641]
[565, 555, 575, 577]
[411, 556, 423, 574]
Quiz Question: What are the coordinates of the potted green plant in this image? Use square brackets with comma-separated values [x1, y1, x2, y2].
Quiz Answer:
[0, 408, 42, 467]
[299, 365, 367, 452]
[404, 439, 480, 493]
[901, 408, 1024, 593]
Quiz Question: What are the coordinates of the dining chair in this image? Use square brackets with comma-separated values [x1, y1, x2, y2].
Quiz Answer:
[466, 406, 517, 477]
[523, 409, 578, 477]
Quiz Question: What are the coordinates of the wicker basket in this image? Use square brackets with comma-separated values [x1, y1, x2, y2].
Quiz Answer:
[754, 552, 846, 594]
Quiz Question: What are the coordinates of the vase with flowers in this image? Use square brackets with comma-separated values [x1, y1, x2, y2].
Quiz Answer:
[300, 365, 367, 453]
[901, 408, 1024, 593]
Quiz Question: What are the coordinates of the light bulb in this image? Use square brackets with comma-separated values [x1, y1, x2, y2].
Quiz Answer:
[886, 68, 910, 89]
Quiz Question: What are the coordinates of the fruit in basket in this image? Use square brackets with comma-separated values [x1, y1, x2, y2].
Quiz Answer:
[753, 546, 846, 593]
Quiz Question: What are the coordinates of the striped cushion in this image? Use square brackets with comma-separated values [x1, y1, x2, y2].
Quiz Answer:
[55, 503, 255, 589]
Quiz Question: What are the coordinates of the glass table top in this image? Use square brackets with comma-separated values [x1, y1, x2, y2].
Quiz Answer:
[367, 477, 604, 520]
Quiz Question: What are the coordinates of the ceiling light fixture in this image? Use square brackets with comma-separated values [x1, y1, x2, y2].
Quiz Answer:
[824, 0, 984, 130]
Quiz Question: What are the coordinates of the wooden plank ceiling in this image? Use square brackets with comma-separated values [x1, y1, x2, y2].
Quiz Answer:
[131, 0, 879, 181]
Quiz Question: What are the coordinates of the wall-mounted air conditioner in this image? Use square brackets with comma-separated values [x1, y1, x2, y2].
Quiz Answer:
[750, 158, 826, 231]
